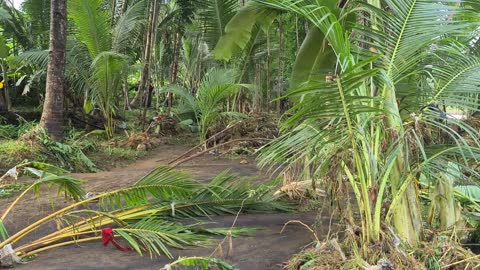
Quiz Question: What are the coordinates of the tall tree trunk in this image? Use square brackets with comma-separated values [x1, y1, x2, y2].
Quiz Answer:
[130, 0, 159, 108]
[266, 29, 271, 111]
[167, 32, 180, 111]
[111, 0, 117, 24]
[0, 93, 7, 112]
[0, 61, 10, 112]
[254, 62, 260, 113]
[276, 18, 284, 114]
[40, 0, 67, 141]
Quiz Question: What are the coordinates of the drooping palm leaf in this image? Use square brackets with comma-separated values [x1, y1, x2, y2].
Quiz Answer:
[213, 1, 279, 61]
[115, 217, 208, 258]
[69, 0, 112, 58]
[197, 0, 239, 49]
[111, 0, 147, 52]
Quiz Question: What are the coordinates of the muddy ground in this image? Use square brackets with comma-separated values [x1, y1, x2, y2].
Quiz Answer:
[1, 145, 328, 270]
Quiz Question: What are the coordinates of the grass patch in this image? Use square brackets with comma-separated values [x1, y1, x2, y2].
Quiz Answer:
[0, 182, 29, 199]
[0, 140, 44, 172]
[90, 146, 147, 169]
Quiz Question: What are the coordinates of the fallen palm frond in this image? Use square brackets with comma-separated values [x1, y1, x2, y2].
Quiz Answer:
[0, 164, 290, 267]
[169, 138, 271, 168]
[161, 256, 240, 270]
[274, 180, 326, 200]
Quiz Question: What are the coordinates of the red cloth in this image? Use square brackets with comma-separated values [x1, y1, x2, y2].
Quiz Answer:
[101, 228, 133, 252]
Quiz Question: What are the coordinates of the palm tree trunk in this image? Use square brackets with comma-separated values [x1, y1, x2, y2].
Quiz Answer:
[266, 29, 271, 111]
[384, 89, 422, 246]
[0, 60, 10, 112]
[277, 18, 284, 114]
[130, 0, 159, 108]
[0, 92, 7, 112]
[40, 0, 67, 141]
[167, 32, 180, 111]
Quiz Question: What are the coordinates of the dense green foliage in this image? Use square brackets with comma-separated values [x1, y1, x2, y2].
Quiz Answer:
[0, 0, 479, 268]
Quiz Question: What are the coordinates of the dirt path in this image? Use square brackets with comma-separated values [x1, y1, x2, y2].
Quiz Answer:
[3, 145, 324, 270]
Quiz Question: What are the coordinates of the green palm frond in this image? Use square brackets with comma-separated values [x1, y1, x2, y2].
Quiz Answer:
[89, 51, 128, 135]
[167, 256, 240, 270]
[24, 169, 86, 202]
[24, 161, 69, 175]
[69, 0, 112, 57]
[455, 185, 480, 204]
[213, 1, 280, 61]
[164, 67, 241, 142]
[419, 43, 480, 116]
[6, 167, 289, 258]
[0, 168, 85, 223]
[197, 0, 239, 48]
[12, 50, 49, 70]
[159, 84, 199, 115]
[259, 57, 381, 169]
[256, 0, 351, 67]
[196, 68, 237, 104]
[0, 7, 12, 21]
[99, 166, 198, 209]
[65, 40, 92, 96]
[169, 171, 291, 218]
[0, 220, 7, 241]
[364, 0, 477, 83]
[112, 0, 147, 52]
[115, 218, 208, 258]
[65, 170, 288, 228]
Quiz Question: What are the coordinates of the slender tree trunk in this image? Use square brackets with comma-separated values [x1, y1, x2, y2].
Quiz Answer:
[111, 0, 117, 24]
[40, 0, 67, 141]
[254, 62, 260, 113]
[121, 0, 129, 13]
[0, 61, 10, 112]
[295, 15, 300, 51]
[0, 93, 7, 112]
[123, 78, 130, 111]
[266, 29, 271, 111]
[277, 18, 284, 114]
[130, 0, 159, 108]
[167, 32, 180, 111]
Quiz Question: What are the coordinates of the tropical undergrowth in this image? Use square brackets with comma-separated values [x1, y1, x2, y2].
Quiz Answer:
[161, 67, 247, 144]
[233, 0, 480, 268]
[0, 119, 155, 173]
[0, 164, 290, 267]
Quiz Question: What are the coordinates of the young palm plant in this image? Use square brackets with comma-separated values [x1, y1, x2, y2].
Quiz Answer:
[68, 0, 146, 137]
[254, 0, 480, 256]
[161, 68, 245, 143]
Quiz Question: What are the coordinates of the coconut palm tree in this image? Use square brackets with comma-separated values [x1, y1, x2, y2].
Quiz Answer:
[68, 0, 146, 137]
[39, 0, 67, 140]
[253, 0, 480, 250]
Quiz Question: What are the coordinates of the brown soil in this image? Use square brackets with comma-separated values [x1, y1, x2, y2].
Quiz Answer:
[1, 145, 327, 270]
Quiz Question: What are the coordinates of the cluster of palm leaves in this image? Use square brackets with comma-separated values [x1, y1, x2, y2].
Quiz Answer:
[12, 0, 147, 137]
[161, 68, 246, 142]
[214, 0, 480, 255]
[0, 164, 290, 265]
